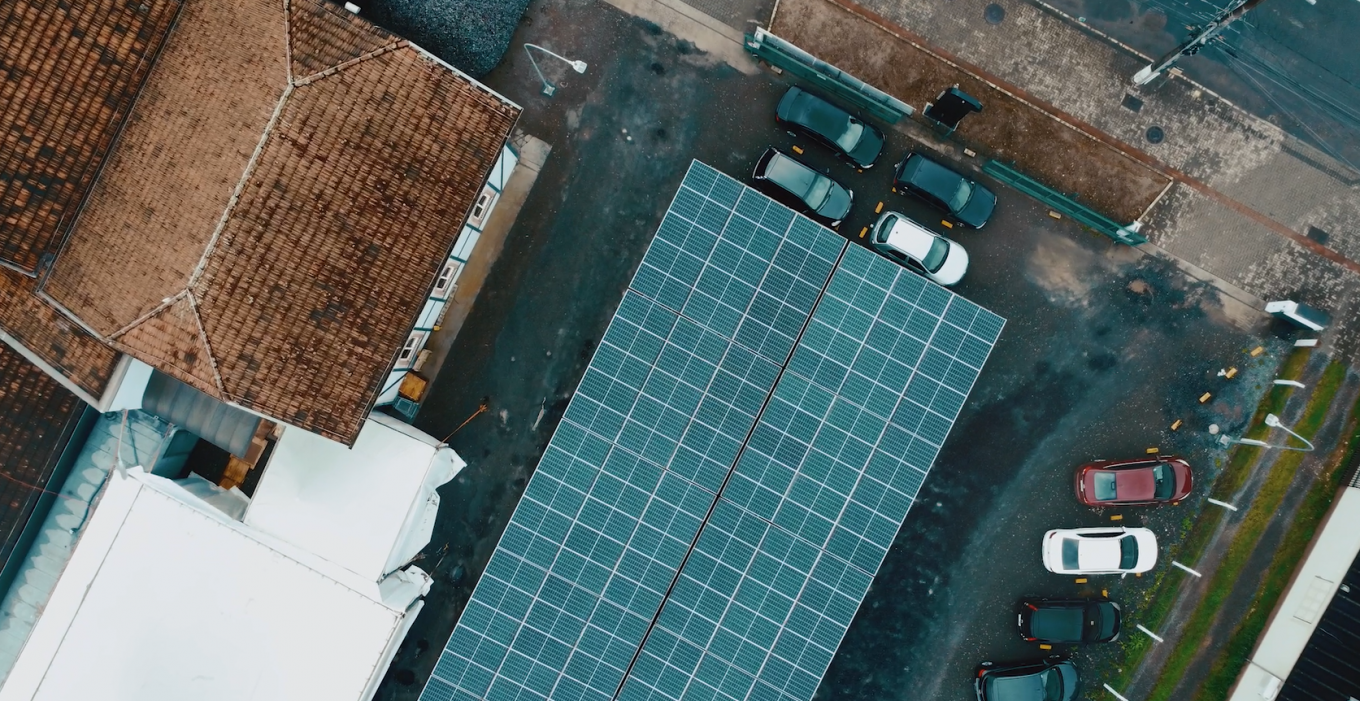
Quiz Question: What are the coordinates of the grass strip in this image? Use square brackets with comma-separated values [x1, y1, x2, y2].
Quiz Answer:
[1145, 360, 1348, 701]
[1195, 378, 1360, 700]
[1103, 348, 1310, 692]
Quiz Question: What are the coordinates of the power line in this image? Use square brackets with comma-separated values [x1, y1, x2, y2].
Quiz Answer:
[1215, 46, 1360, 172]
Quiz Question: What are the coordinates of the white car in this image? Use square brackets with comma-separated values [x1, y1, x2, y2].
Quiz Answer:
[1041, 527, 1157, 575]
[868, 211, 969, 286]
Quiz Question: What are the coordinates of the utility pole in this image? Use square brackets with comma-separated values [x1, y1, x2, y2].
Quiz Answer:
[1132, 0, 1268, 85]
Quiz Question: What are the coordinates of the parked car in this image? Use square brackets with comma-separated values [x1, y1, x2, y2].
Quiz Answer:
[1041, 527, 1157, 575]
[869, 211, 969, 285]
[775, 86, 885, 169]
[975, 658, 1080, 701]
[752, 148, 854, 229]
[892, 152, 997, 228]
[1076, 456, 1193, 507]
[1017, 598, 1121, 644]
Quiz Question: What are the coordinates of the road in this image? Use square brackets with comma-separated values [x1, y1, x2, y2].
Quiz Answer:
[1036, 0, 1360, 170]
[362, 0, 1271, 698]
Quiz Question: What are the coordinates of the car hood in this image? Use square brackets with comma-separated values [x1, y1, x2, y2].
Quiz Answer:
[848, 125, 885, 168]
[932, 240, 969, 286]
[817, 182, 854, 221]
[957, 184, 997, 228]
[1115, 469, 1156, 501]
[1132, 529, 1159, 572]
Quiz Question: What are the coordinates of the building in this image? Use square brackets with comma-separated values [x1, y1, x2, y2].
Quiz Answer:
[0, 461, 447, 701]
[1, 0, 520, 445]
[0, 0, 524, 696]
[1228, 470, 1360, 701]
[0, 344, 466, 694]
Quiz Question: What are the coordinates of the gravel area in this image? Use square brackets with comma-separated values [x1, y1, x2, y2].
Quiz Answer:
[362, 0, 532, 76]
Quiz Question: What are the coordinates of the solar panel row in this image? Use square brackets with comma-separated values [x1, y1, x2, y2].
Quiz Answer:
[618, 245, 1002, 701]
[421, 161, 1003, 701]
[421, 162, 848, 701]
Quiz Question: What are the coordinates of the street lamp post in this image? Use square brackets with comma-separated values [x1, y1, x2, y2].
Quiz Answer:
[524, 43, 587, 96]
[1217, 413, 1314, 452]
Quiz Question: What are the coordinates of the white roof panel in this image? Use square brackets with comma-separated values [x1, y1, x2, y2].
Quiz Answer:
[244, 414, 464, 582]
[0, 470, 411, 701]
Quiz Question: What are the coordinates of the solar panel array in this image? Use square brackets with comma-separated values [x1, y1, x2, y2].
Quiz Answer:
[420, 161, 1003, 701]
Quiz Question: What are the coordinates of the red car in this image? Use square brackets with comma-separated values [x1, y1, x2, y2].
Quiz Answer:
[1075, 456, 1192, 506]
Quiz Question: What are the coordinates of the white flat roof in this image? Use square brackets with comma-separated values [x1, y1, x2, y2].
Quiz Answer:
[0, 469, 412, 701]
[245, 414, 464, 582]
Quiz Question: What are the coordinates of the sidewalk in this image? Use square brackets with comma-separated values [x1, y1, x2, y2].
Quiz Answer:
[417, 131, 551, 401]
[772, 0, 1360, 360]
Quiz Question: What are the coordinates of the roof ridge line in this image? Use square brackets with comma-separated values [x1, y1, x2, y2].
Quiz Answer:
[184, 290, 227, 396]
[108, 291, 187, 340]
[282, 0, 294, 85]
[291, 39, 407, 87]
[186, 83, 294, 293]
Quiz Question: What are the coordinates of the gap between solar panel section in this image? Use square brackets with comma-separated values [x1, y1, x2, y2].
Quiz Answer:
[418, 161, 848, 701]
[617, 245, 1004, 701]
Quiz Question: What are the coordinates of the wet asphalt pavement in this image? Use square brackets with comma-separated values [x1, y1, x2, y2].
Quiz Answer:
[365, 1, 1273, 699]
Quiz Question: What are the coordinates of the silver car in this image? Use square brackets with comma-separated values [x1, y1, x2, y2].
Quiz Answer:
[869, 211, 969, 285]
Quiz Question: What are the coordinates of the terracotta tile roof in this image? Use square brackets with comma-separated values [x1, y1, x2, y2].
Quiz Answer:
[44, 0, 291, 336]
[0, 0, 180, 273]
[0, 344, 85, 574]
[39, 0, 519, 443]
[0, 269, 120, 399]
[0, 0, 181, 398]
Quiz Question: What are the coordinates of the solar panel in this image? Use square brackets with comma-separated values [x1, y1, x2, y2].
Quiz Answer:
[420, 161, 1003, 701]
[420, 162, 847, 701]
[618, 246, 1002, 701]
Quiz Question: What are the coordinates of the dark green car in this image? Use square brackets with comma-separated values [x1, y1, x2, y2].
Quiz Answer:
[751, 148, 854, 229]
[975, 658, 1080, 701]
[1018, 598, 1122, 644]
[775, 86, 885, 168]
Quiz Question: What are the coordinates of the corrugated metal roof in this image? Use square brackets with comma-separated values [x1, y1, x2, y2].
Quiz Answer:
[1280, 550, 1360, 701]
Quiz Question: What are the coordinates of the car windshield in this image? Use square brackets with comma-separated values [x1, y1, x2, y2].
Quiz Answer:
[1153, 463, 1176, 499]
[1043, 669, 1064, 701]
[922, 237, 950, 272]
[949, 179, 974, 212]
[834, 119, 866, 152]
[1093, 472, 1117, 501]
[1062, 538, 1080, 570]
[805, 177, 833, 209]
[1119, 535, 1139, 569]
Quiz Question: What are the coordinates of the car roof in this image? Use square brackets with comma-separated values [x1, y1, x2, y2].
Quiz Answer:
[1076, 537, 1123, 570]
[1031, 607, 1085, 640]
[765, 151, 818, 197]
[779, 88, 851, 137]
[1115, 469, 1157, 500]
[903, 154, 963, 200]
[883, 215, 937, 260]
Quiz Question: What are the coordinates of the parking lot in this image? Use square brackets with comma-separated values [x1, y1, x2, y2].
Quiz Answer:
[365, 0, 1273, 698]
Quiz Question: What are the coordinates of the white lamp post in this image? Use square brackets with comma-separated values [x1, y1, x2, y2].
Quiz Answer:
[1217, 413, 1314, 452]
[524, 43, 587, 96]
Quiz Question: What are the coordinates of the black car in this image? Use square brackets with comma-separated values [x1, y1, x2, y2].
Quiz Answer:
[751, 148, 854, 229]
[1018, 598, 1121, 644]
[976, 658, 1080, 701]
[775, 86, 885, 169]
[892, 152, 997, 228]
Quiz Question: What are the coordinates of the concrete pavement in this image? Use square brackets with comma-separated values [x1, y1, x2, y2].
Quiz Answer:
[824, 0, 1360, 360]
